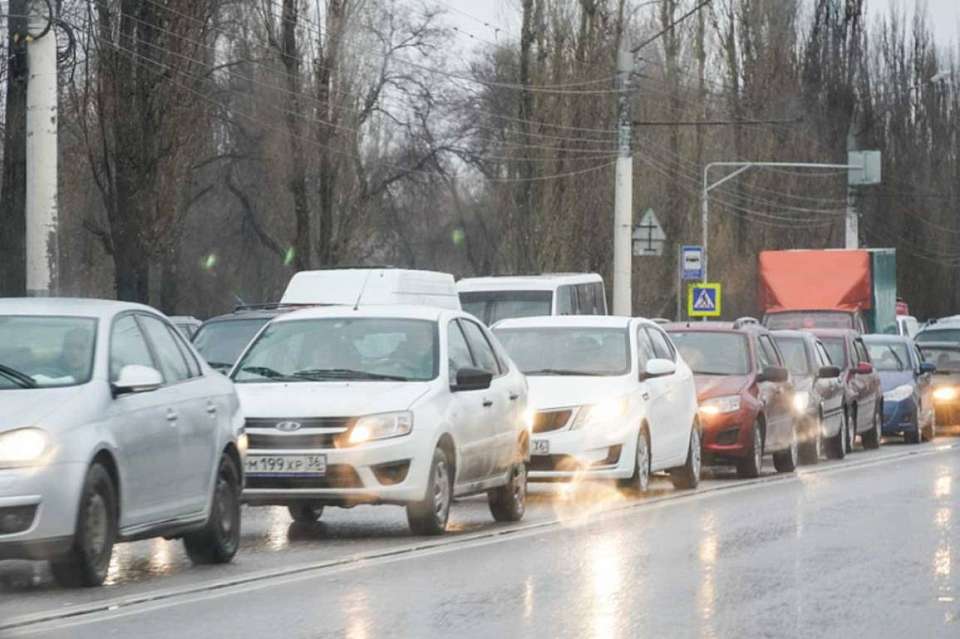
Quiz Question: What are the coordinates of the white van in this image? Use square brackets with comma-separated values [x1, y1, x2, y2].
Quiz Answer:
[457, 273, 607, 325]
[281, 269, 461, 310]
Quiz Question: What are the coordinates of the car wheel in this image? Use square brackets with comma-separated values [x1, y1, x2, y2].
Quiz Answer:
[847, 408, 857, 452]
[50, 464, 117, 588]
[488, 462, 527, 522]
[736, 420, 763, 479]
[618, 429, 651, 493]
[287, 504, 325, 524]
[862, 402, 882, 450]
[773, 423, 799, 473]
[183, 454, 241, 565]
[798, 415, 822, 465]
[407, 447, 453, 535]
[669, 423, 701, 490]
[905, 427, 922, 444]
[826, 409, 847, 460]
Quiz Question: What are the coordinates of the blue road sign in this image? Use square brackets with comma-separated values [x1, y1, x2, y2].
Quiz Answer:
[688, 283, 722, 318]
[681, 245, 704, 280]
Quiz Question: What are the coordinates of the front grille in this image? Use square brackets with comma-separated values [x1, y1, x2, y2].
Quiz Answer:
[532, 410, 573, 433]
[715, 427, 740, 446]
[246, 417, 354, 450]
[245, 417, 354, 430]
[245, 465, 363, 489]
[248, 432, 342, 450]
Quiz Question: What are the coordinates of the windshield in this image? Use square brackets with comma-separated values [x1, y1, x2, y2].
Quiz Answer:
[865, 341, 910, 372]
[919, 347, 960, 373]
[669, 332, 750, 376]
[916, 329, 960, 344]
[459, 291, 553, 325]
[819, 337, 848, 368]
[233, 317, 438, 383]
[765, 311, 854, 330]
[0, 316, 97, 389]
[193, 318, 270, 370]
[493, 327, 629, 376]
[775, 337, 811, 376]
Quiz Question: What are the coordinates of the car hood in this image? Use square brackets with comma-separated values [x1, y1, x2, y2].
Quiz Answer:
[933, 372, 960, 387]
[236, 381, 433, 418]
[878, 370, 915, 392]
[693, 375, 750, 400]
[526, 375, 633, 411]
[0, 387, 87, 431]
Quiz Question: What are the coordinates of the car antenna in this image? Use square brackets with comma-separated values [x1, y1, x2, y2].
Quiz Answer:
[353, 270, 374, 311]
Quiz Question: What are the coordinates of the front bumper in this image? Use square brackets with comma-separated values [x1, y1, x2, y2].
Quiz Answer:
[699, 409, 752, 463]
[882, 398, 918, 435]
[241, 431, 432, 506]
[934, 400, 960, 428]
[0, 462, 87, 561]
[527, 420, 635, 481]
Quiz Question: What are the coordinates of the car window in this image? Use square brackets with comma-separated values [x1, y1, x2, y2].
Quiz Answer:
[556, 286, 574, 315]
[854, 339, 870, 364]
[669, 331, 750, 375]
[168, 324, 201, 377]
[645, 327, 675, 362]
[594, 283, 607, 313]
[757, 336, 777, 369]
[775, 337, 809, 376]
[494, 326, 630, 376]
[110, 315, 156, 382]
[635, 327, 655, 369]
[460, 320, 503, 376]
[819, 337, 847, 368]
[139, 315, 191, 383]
[815, 342, 832, 367]
[447, 321, 476, 385]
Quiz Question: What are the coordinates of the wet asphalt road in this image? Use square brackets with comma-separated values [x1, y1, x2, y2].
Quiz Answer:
[2, 439, 959, 638]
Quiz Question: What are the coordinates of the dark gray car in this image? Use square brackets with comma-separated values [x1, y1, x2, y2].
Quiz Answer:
[192, 305, 295, 373]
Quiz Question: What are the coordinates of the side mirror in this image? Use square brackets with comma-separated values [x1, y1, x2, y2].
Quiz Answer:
[817, 365, 841, 379]
[452, 367, 493, 392]
[642, 358, 676, 380]
[112, 365, 163, 396]
[855, 362, 874, 375]
[758, 366, 789, 383]
[919, 362, 937, 375]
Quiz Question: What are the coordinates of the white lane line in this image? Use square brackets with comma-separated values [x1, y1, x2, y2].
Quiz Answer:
[5, 442, 957, 635]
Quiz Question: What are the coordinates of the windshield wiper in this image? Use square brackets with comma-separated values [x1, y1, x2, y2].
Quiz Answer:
[292, 368, 411, 382]
[207, 361, 234, 372]
[524, 368, 605, 376]
[239, 365, 298, 381]
[0, 364, 38, 388]
[888, 347, 905, 371]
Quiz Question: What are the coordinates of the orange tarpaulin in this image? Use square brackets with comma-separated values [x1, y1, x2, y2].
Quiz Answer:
[759, 250, 873, 312]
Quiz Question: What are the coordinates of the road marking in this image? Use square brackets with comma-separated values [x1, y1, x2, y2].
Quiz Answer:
[5, 442, 957, 635]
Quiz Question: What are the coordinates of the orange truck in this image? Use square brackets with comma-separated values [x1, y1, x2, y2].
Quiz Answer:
[758, 249, 897, 334]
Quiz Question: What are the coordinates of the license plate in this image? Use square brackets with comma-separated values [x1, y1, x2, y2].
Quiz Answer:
[532, 439, 550, 455]
[245, 454, 327, 476]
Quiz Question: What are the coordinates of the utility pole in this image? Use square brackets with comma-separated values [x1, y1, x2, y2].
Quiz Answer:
[612, 41, 633, 316]
[845, 131, 858, 249]
[25, 0, 58, 296]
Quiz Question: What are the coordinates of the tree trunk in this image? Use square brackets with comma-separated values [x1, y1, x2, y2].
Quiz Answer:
[280, 0, 311, 270]
[316, 0, 346, 266]
[0, 0, 28, 296]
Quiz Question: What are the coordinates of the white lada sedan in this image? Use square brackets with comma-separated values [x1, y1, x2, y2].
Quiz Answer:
[0, 299, 245, 587]
[493, 316, 701, 492]
[231, 305, 530, 534]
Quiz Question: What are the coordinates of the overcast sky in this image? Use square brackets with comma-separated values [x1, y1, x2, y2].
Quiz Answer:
[439, 0, 960, 53]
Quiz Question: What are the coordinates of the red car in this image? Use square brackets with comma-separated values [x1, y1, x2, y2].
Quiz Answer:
[810, 329, 883, 450]
[667, 323, 798, 478]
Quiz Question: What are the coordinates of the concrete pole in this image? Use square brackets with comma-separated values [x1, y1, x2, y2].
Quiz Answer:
[612, 43, 633, 316]
[25, 0, 58, 297]
[845, 131, 859, 250]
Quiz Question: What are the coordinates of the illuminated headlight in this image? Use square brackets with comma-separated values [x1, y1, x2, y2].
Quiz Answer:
[933, 386, 958, 403]
[237, 433, 249, 457]
[884, 384, 915, 403]
[792, 391, 810, 414]
[0, 428, 51, 467]
[347, 412, 413, 445]
[572, 397, 630, 429]
[700, 395, 741, 416]
[523, 409, 536, 431]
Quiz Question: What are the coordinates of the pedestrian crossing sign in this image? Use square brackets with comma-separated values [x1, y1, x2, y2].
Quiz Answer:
[688, 283, 722, 318]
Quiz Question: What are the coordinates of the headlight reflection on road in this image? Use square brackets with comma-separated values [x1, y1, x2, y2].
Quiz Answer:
[551, 474, 626, 529]
[342, 589, 370, 639]
[266, 507, 290, 551]
[587, 535, 624, 639]
[697, 513, 718, 639]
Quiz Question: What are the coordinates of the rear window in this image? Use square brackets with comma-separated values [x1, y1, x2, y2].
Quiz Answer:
[765, 311, 855, 330]
[459, 291, 553, 325]
[668, 332, 750, 376]
[193, 318, 271, 370]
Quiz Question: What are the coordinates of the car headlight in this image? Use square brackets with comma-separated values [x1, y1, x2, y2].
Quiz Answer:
[700, 395, 741, 416]
[884, 384, 915, 403]
[792, 391, 810, 414]
[347, 412, 413, 445]
[933, 386, 958, 402]
[523, 409, 536, 431]
[237, 433, 249, 457]
[572, 397, 630, 429]
[0, 428, 51, 467]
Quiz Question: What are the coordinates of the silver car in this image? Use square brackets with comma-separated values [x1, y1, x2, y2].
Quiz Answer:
[0, 299, 246, 587]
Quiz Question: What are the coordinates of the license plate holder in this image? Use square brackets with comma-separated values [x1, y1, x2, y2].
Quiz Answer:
[532, 439, 550, 455]
[244, 454, 327, 476]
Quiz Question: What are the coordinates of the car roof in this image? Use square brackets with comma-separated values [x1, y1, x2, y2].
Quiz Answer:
[457, 273, 602, 292]
[770, 329, 817, 341]
[664, 321, 766, 336]
[862, 334, 910, 344]
[493, 315, 632, 330]
[202, 306, 303, 323]
[808, 328, 858, 338]
[0, 297, 155, 319]
[917, 341, 960, 350]
[272, 304, 447, 323]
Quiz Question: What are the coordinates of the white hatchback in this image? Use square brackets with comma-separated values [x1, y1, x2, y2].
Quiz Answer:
[493, 316, 701, 492]
[231, 305, 529, 534]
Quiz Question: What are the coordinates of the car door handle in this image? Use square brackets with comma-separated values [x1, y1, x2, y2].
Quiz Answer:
[206, 402, 218, 415]
[509, 393, 520, 401]
[483, 399, 494, 408]
[166, 409, 179, 423]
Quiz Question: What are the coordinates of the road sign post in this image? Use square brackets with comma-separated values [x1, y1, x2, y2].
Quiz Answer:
[688, 282, 722, 318]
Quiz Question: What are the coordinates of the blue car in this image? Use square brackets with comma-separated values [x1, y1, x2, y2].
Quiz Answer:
[863, 335, 936, 443]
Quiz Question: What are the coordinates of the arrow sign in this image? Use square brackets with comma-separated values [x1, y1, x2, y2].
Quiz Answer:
[688, 283, 722, 318]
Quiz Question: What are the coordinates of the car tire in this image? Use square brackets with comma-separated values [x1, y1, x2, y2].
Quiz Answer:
[862, 402, 882, 450]
[798, 415, 822, 465]
[905, 427, 922, 444]
[287, 504, 325, 524]
[847, 408, 857, 452]
[736, 420, 763, 479]
[50, 463, 117, 588]
[407, 447, 453, 535]
[825, 409, 847, 460]
[618, 429, 651, 493]
[488, 463, 527, 522]
[183, 454, 241, 565]
[669, 423, 701, 490]
[773, 424, 799, 473]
